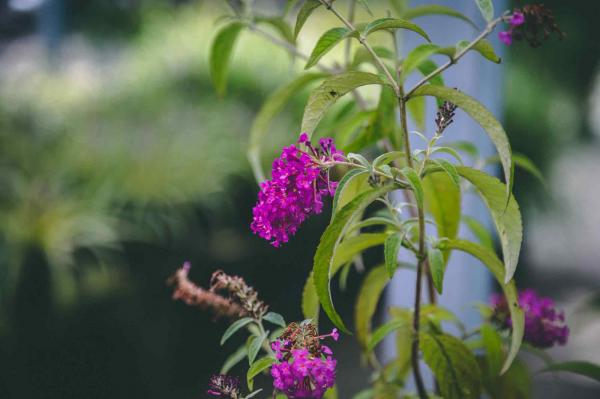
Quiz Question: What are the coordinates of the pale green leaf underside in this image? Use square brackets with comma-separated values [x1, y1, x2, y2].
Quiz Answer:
[457, 166, 522, 283]
[540, 361, 600, 383]
[475, 0, 495, 22]
[363, 17, 430, 42]
[313, 186, 395, 333]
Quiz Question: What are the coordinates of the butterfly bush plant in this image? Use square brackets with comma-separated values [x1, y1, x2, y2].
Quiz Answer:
[169, 0, 599, 398]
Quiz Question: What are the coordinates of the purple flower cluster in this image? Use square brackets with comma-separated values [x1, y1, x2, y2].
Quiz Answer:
[270, 328, 339, 398]
[492, 289, 569, 348]
[251, 133, 344, 247]
[499, 11, 525, 45]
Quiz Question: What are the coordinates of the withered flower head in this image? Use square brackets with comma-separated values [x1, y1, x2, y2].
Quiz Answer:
[435, 100, 458, 134]
[210, 270, 268, 319]
[501, 4, 565, 47]
[167, 262, 244, 319]
[207, 374, 241, 398]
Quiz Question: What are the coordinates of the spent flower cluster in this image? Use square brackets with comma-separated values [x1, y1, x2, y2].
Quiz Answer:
[499, 4, 564, 46]
[492, 289, 569, 348]
[251, 134, 344, 247]
[210, 270, 269, 319]
[207, 374, 241, 398]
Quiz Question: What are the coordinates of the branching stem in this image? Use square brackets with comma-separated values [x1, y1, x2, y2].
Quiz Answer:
[404, 15, 506, 100]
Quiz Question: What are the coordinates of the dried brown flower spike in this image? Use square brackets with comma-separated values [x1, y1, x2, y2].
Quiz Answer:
[210, 270, 269, 319]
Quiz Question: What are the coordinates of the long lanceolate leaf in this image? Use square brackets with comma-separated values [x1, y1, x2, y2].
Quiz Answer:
[441, 239, 525, 374]
[302, 233, 388, 321]
[209, 22, 244, 97]
[411, 85, 514, 204]
[248, 73, 325, 182]
[294, 0, 321, 40]
[401, 4, 477, 29]
[457, 166, 522, 283]
[313, 186, 395, 333]
[301, 72, 387, 137]
[362, 17, 430, 42]
[305, 27, 352, 69]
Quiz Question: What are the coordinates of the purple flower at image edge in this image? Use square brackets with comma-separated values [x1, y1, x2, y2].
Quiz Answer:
[492, 289, 569, 349]
[510, 11, 525, 26]
[207, 374, 241, 398]
[250, 134, 344, 247]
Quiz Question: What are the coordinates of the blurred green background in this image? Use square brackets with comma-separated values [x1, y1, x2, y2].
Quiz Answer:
[0, 0, 598, 398]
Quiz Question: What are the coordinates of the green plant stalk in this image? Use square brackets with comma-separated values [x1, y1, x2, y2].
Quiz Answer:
[320, 1, 428, 396]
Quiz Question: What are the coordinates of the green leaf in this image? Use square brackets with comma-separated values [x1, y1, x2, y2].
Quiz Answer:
[411, 85, 514, 202]
[481, 324, 504, 377]
[494, 358, 532, 399]
[302, 233, 388, 321]
[256, 16, 294, 44]
[248, 73, 325, 181]
[209, 22, 244, 97]
[367, 318, 408, 352]
[420, 333, 482, 399]
[263, 312, 286, 327]
[399, 167, 423, 209]
[244, 389, 264, 399]
[221, 317, 254, 345]
[402, 4, 477, 29]
[301, 72, 387, 136]
[351, 46, 395, 68]
[486, 153, 545, 185]
[363, 18, 430, 42]
[248, 331, 267, 365]
[456, 166, 522, 283]
[220, 344, 248, 374]
[540, 361, 600, 383]
[357, 0, 374, 16]
[331, 169, 370, 217]
[313, 186, 395, 332]
[428, 247, 445, 294]
[246, 356, 276, 390]
[440, 239, 524, 374]
[384, 233, 403, 278]
[400, 44, 442, 83]
[474, 0, 494, 22]
[417, 59, 444, 88]
[347, 216, 399, 234]
[355, 264, 389, 348]
[294, 0, 321, 40]
[457, 39, 501, 63]
[422, 170, 461, 243]
[434, 159, 460, 186]
[373, 151, 408, 168]
[305, 27, 352, 69]
[463, 215, 494, 250]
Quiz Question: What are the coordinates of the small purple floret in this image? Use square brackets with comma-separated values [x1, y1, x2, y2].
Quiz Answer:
[510, 11, 525, 26]
[499, 30, 513, 45]
[492, 289, 569, 348]
[251, 134, 344, 247]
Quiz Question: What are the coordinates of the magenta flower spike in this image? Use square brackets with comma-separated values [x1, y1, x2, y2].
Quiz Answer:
[499, 30, 513, 45]
[250, 134, 344, 246]
[492, 289, 569, 348]
[510, 11, 525, 26]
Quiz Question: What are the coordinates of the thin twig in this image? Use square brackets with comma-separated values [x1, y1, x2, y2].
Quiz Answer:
[404, 15, 505, 99]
